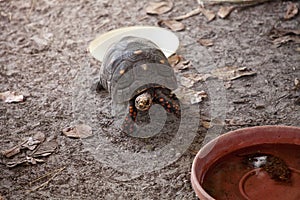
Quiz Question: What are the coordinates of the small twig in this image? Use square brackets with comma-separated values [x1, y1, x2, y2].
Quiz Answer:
[198, 0, 271, 4]
[27, 166, 66, 193]
[27, 0, 36, 18]
[173, 7, 202, 21]
[198, 0, 273, 9]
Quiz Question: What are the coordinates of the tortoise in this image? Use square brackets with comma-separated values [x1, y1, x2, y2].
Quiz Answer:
[98, 36, 180, 134]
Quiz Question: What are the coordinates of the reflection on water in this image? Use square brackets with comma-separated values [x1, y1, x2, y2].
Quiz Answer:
[202, 144, 300, 200]
[243, 153, 291, 182]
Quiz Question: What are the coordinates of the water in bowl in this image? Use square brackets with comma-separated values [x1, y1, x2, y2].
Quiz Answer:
[202, 143, 300, 200]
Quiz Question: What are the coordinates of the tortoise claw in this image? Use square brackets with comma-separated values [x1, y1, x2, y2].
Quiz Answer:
[121, 100, 137, 134]
[153, 89, 181, 118]
[122, 115, 136, 134]
[96, 81, 105, 91]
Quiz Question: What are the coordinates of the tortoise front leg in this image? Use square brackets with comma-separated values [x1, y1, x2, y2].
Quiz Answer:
[153, 89, 181, 118]
[121, 99, 137, 134]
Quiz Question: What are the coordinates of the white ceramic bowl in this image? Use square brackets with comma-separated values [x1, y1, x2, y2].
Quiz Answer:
[88, 26, 179, 62]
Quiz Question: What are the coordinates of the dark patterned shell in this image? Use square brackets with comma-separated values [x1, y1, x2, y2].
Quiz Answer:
[99, 36, 177, 103]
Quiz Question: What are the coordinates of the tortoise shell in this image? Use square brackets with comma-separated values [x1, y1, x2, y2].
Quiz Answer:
[99, 36, 178, 104]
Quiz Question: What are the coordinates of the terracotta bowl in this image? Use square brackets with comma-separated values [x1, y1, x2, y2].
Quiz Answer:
[191, 125, 300, 200]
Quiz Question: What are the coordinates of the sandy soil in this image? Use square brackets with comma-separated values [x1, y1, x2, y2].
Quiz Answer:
[0, 0, 299, 199]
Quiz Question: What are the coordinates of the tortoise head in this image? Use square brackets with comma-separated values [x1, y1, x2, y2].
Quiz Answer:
[135, 92, 153, 111]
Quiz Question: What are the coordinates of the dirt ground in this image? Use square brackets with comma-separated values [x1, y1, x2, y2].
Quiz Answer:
[1, 0, 299, 199]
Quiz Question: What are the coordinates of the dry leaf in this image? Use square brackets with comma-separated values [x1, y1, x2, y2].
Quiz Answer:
[62, 124, 93, 138]
[1, 132, 45, 158]
[190, 90, 208, 104]
[224, 81, 232, 89]
[177, 64, 190, 72]
[174, 87, 207, 104]
[146, 0, 173, 15]
[179, 76, 195, 88]
[32, 139, 58, 157]
[168, 54, 182, 67]
[168, 54, 191, 72]
[269, 28, 300, 46]
[198, 0, 271, 4]
[158, 20, 185, 31]
[6, 160, 24, 168]
[273, 35, 300, 47]
[26, 157, 44, 165]
[199, 7, 215, 22]
[6, 156, 44, 168]
[22, 132, 46, 150]
[218, 6, 235, 19]
[173, 7, 201, 20]
[198, 38, 214, 47]
[212, 66, 256, 81]
[1, 146, 21, 158]
[284, 3, 298, 20]
[175, 60, 191, 72]
[269, 28, 300, 39]
[0, 91, 24, 103]
[183, 73, 212, 82]
[201, 120, 211, 129]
